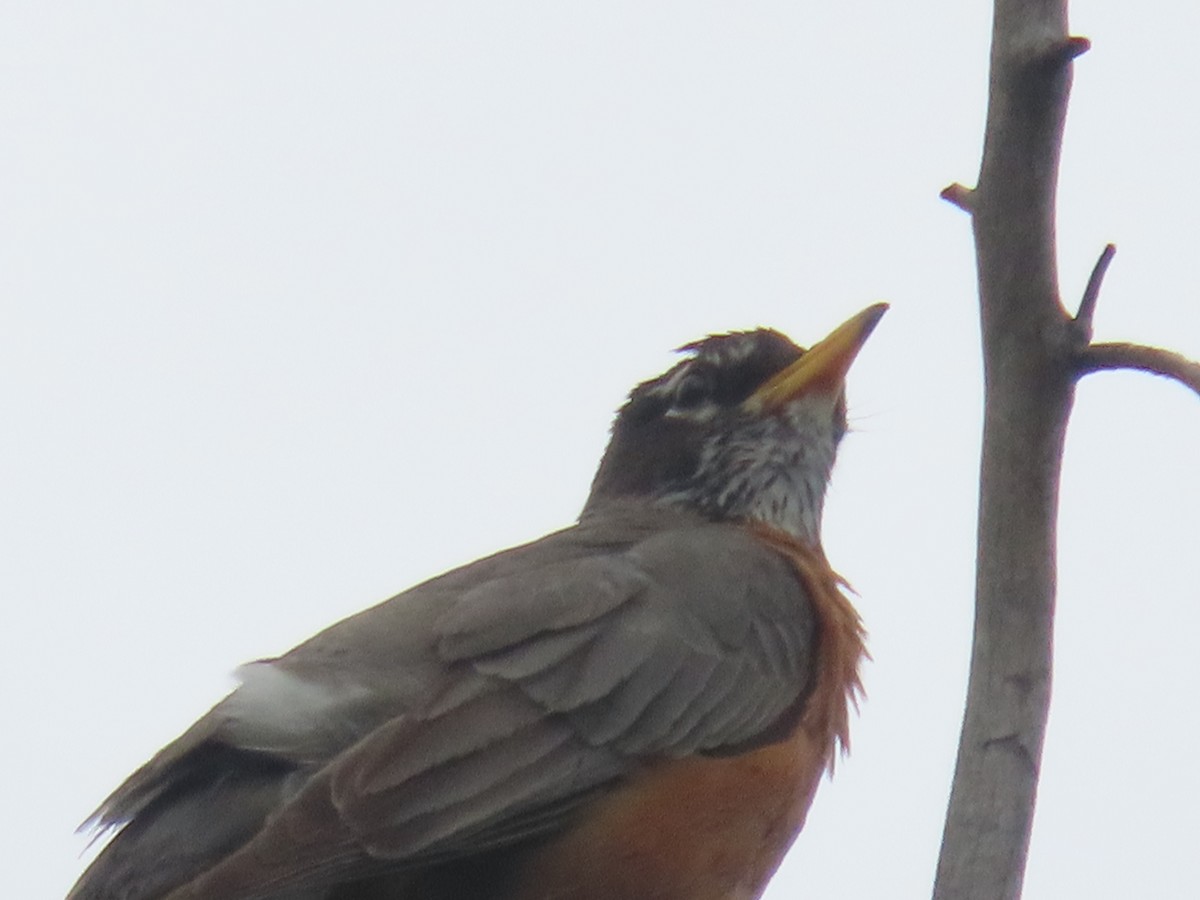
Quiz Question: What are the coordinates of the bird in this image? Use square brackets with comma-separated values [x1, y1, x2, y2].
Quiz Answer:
[69, 303, 887, 900]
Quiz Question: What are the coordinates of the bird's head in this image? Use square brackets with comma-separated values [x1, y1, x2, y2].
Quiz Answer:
[584, 304, 887, 544]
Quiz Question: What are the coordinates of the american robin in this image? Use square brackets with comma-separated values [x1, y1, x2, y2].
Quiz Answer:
[69, 303, 887, 900]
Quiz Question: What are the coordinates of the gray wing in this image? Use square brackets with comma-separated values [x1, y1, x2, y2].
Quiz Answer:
[71, 512, 816, 900]
[436, 522, 817, 758]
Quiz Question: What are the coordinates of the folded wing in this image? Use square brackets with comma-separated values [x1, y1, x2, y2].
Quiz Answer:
[71, 510, 817, 900]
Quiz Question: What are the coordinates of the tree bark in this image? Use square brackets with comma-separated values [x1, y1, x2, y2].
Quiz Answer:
[934, 2, 1200, 898]
[933, 2, 1083, 898]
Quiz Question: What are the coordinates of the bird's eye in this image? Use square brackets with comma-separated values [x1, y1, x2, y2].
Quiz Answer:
[673, 371, 713, 410]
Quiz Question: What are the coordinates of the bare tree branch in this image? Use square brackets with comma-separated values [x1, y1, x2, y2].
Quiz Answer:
[1078, 342, 1200, 394]
[933, 3, 1083, 898]
[1072, 243, 1117, 340]
[936, 3, 1198, 898]
[941, 183, 977, 213]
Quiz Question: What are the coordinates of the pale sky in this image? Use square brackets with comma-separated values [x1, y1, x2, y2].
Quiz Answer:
[4, 4, 1198, 898]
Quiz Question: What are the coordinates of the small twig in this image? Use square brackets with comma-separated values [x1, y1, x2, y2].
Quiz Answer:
[1078, 342, 1200, 396]
[940, 183, 976, 213]
[1072, 243, 1117, 341]
[1019, 36, 1091, 86]
[1056, 35, 1092, 64]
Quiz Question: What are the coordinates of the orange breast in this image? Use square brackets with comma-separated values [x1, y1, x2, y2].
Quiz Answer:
[508, 528, 865, 900]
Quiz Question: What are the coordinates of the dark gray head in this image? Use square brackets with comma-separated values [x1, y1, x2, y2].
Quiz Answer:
[584, 305, 887, 544]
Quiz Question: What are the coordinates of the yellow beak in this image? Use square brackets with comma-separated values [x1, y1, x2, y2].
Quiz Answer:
[744, 303, 888, 413]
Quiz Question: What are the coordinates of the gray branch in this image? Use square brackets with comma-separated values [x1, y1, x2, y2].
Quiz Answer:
[935, 3, 1196, 898]
[1079, 342, 1200, 395]
[933, 2, 1083, 898]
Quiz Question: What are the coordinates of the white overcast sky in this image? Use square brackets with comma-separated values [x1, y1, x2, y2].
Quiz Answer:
[4, 3, 1199, 898]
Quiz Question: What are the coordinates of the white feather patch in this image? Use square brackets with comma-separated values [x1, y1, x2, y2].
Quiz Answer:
[226, 661, 374, 756]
